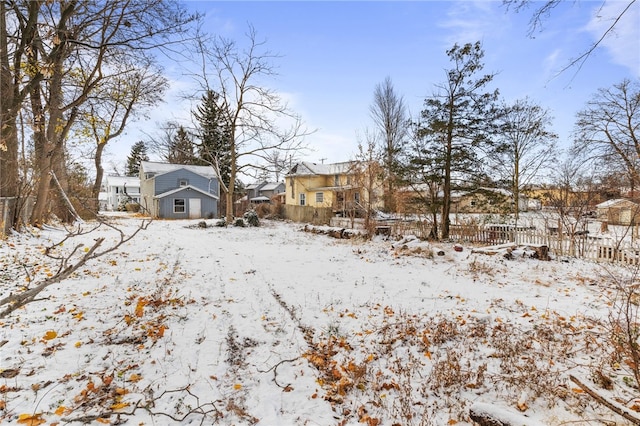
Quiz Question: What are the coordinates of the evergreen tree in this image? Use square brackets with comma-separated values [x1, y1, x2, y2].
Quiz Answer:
[193, 90, 233, 188]
[167, 126, 198, 164]
[415, 42, 499, 239]
[126, 141, 149, 176]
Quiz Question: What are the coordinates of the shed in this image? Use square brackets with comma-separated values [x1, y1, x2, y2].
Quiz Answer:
[596, 198, 640, 225]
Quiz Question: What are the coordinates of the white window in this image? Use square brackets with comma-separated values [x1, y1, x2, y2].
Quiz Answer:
[174, 198, 186, 213]
[315, 192, 324, 203]
[179, 179, 188, 187]
[299, 193, 306, 206]
[354, 193, 360, 204]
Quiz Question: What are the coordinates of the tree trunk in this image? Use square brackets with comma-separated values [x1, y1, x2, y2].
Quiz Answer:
[91, 142, 107, 214]
[51, 145, 74, 223]
[0, 2, 20, 232]
[225, 139, 237, 223]
[442, 140, 452, 240]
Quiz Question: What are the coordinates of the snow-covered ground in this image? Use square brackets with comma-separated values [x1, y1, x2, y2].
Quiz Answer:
[0, 215, 637, 425]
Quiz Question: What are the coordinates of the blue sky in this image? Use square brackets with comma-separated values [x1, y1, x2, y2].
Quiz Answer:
[113, 1, 639, 174]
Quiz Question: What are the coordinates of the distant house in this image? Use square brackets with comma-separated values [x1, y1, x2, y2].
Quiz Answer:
[596, 198, 640, 225]
[139, 161, 219, 219]
[103, 175, 141, 211]
[284, 161, 382, 215]
[454, 188, 523, 214]
[395, 186, 528, 215]
[245, 181, 285, 204]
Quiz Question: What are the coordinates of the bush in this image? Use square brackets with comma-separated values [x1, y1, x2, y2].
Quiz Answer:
[233, 218, 245, 227]
[215, 218, 226, 227]
[244, 210, 259, 227]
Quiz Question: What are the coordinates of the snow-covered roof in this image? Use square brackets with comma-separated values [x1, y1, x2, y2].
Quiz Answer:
[287, 161, 356, 176]
[596, 198, 638, 208]
[261, 182, 283, 191]
[104, 175, 140, 187]
[245, 182, 265, 190]
[141, 161, 216, 179]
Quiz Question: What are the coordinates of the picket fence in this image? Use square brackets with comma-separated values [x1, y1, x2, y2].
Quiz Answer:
[379, 220, 640, 266]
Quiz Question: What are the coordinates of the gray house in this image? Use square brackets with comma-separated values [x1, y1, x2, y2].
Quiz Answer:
[139, 161, 219, 219]
[246, 181, 285, 203]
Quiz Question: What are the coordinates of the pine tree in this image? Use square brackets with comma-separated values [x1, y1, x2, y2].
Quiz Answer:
[193, 90, 233, 187]
[126, 141, 149, 176]
[167, 126, 198, 164]
[414, 42, 499, 239]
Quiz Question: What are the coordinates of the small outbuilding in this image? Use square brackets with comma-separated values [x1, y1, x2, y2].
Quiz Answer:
[596, 198, 640, 226]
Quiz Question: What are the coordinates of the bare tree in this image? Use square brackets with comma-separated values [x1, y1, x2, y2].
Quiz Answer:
[503, 0, 638, 75]
[370, 76, 408, 213]
[196, 26, 311, 223]
[544, 155, 599, 256]
[492, 97, 558, 220]
[353, 130, 384, 236]
[1, 1, 197, 228]
[572, 79, 640, 195]
[262, 149, 300, 182]
[75, 55, 168, 212]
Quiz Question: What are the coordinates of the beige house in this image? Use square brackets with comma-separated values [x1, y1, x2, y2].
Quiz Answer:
[596, 198, 640, 225]
[284, 161, 382, 216]
[454, 188, 514, 214]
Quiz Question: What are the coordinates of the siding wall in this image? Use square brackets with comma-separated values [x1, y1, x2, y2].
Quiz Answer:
[153, 170, 218, 197]
[139, 166, 219, 219]
[158, 187, 218, 219]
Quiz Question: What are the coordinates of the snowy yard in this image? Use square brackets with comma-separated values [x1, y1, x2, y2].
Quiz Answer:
[0, 215, 637, 425]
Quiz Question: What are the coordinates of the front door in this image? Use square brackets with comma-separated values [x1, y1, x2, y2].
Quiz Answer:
[189, 198, 201, 219]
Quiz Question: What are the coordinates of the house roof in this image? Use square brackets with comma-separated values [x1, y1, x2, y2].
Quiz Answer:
[597, 198, 639, 208]
[154, 185, 219, 200]
[261, 182, 284, 191]
[246, 182, 266, 190]
[105, 175, 140, 187]
[141, 161, 216, 179]
[287, 161, 356, 176]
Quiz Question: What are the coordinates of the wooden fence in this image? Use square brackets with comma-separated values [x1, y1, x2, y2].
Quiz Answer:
[282, 205, 333, 225]
[384, 221, 640, 266]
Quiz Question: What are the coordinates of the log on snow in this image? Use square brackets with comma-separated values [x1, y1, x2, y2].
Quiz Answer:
[569, 374, 640, 425]
[469, 402, 546, 426]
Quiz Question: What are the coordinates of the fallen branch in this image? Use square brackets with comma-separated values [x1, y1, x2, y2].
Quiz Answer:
[0, 217, 151, 318]
[0, 238, 104, 318]
[257, 357, 299, 389]
[469, 402, 546, 426]
[569, 374, 640, 425]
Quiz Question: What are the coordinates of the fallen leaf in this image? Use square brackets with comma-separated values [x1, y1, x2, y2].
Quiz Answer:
[233, 383, 242, 390]
[17, 413, 46, 425]
[111, 401, 130, 410]
[43, 330, 57, 340]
